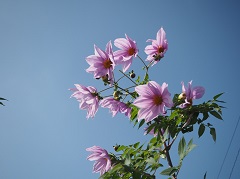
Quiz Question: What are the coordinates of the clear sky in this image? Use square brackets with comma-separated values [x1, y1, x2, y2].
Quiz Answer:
[0, 0, 240, 179]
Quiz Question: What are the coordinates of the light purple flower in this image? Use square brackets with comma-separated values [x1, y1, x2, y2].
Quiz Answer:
[86, 41, 115, 85]
[144, 27, 168, 66]
[179, 80, 205, 108]
[86, 146, 111, 175]
[70, 84, 99, 119]
[133, 81, 173, 122]
[114, 34, 138, 72]
[100, 97, 131, 118]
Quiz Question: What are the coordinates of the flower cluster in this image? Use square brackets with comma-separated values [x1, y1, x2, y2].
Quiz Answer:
[70, 27, 210, 177]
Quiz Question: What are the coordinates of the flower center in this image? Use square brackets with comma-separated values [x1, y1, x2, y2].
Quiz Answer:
[103, 59, 112, 69]
[153, 95, 163, 106]
[158, 46, 164, 53]
[128, 47, 135, 56]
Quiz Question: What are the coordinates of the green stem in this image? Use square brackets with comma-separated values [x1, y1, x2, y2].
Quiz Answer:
[137, 55, 148, 70]
[119, 70, 137, 85]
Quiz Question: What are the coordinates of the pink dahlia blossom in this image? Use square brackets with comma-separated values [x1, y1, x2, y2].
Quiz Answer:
[86, 41, 115, 85]
[133, 81, 173, 122]
[113, 34, 138, 72]
[86, 146, 111, 175]
[144, 27, 168, 66]
[70, 84, 99, 119]
[100, 97, 131, 118]
[179, 80, 205, 108]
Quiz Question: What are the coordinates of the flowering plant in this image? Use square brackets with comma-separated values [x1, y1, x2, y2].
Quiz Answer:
[70, 27, 224, 178]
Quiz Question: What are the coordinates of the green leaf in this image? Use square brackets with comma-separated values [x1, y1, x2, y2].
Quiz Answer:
[130, 106, 138, 121]
[116, 145, 126, 152]
[160, 167, 179, 176]
[198, 124, 205, 137]
[0, 102, 4, 106]
[178, 137, 186, 160]
[215, 99, 226, 103]
[210, 128, 216, 142]
[146, 157, 156, 165]
[209, 111, 222, 120]
[124, 154, 131, 166]
[213, 92, 224, 100]
[149, 137, 157, 144]
[203, 172, 207, 179]
[0, 97, 7, 100]
[133, 142, 140, 149]
[202, 112, 209, 121]
[186, 139, 197, 155]
[169, 110, 178, 120]
[138, 119, 145, 129]
[163, 127, 169, 142]
[132, 171, 142, 179]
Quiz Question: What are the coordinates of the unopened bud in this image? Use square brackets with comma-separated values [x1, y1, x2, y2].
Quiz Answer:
[101, 75, 109, 83]
[130, 72, 135, 78]
[178, 93, 186, 100]
[113, 91, 121, 100]
[113, 145, 119, 151]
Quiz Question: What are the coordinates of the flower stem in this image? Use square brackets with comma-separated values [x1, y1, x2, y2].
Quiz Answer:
[119, 70, 137, 85]
[137, 55, 148, 70]
[160, 130, 177, 179]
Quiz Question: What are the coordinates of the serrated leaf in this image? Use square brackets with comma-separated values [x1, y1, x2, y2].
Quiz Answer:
[186, 139, 197, 155]
[146, 157, 156, 165]
[169, 110, 178, 120]
[163, 127, 169, 142]
[213, 92, 224, 100]
[202, 112, 209, 121]
[210, 128, 216, 142]
[124, 154, 131, 166]
[215, 99, 226, 103]
[198, 124, 205, 137]
[130, 106, 138, 121]
[209, 111, 222, 120]
[133, 142, 140, 148]
[150, 137, 157, 144]
[138, 119, 145, 129]
[160, 167, 178, 176]
[178, 137, 186, 160]
[203, 172, 207, 179]
[116, 145, 126, 152]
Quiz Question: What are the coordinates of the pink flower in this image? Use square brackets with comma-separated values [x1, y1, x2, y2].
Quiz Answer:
[86, 146, 111, 175]
[113, 34, 138, 72]
[70, 84, 99, 119]
[86, 41, 115, 85]
[133, 81, 173, 122]
[100, 97, 131, 118]
[144, 27, 168, 66]
[179, 80, 205, 108]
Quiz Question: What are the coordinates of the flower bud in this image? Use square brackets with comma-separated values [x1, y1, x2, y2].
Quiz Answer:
[178, 93, 186, 100]
[130, 72, 135, 78]
[113, 91, 121, 100]
[113, 145, 119, 151]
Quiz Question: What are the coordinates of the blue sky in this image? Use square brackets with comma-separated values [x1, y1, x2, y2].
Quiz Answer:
[0, 0, 240, 178]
